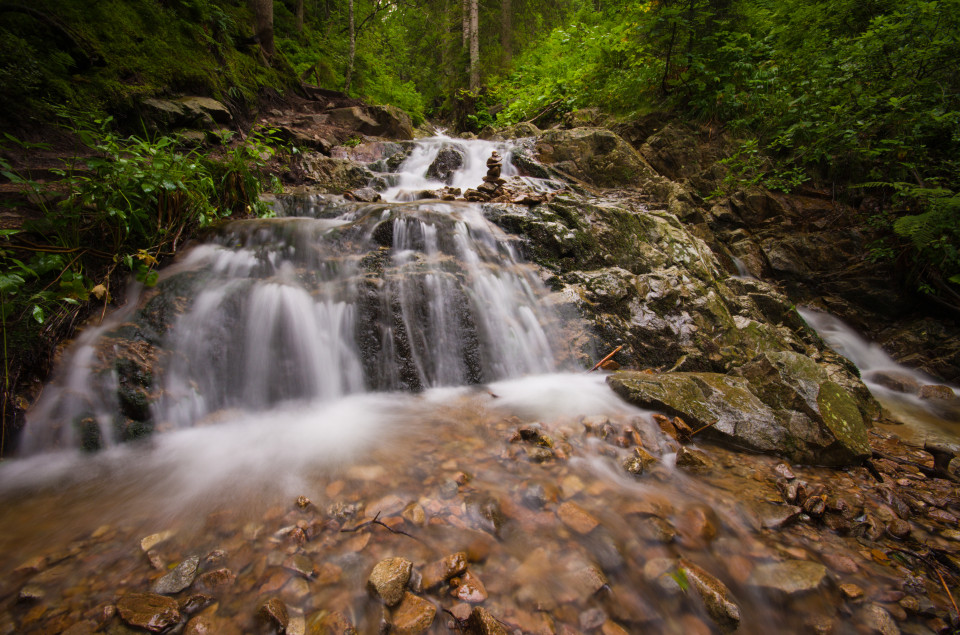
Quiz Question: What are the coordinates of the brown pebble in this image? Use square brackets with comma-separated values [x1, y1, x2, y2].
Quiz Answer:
[886, 519, 912, 539]
[258, 598, 289, 632]
[295, 495, 311, 509]
[389, 591, 436, 633]
[774, 463, 796, 480]
[840, 583, 864, 600]
[558, 502, 600, 535]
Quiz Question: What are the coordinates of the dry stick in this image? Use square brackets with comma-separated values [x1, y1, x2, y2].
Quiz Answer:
[588, 345, 624, 373]
[690, 418, 721, 437]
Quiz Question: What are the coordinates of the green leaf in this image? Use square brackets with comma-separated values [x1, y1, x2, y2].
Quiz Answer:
[31, 304, 45, 324]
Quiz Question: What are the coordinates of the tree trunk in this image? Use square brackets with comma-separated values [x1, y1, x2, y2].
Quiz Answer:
[469, 0, 479, 90]
[296, 0, 304, 32]
[501, 0, 511, 65]
[345, 0, 356, 93]
[461, 0, 469, 48]
[248, 0, 274, 56]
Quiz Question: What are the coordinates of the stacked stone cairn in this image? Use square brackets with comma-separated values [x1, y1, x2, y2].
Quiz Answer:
[464, 151, 506, 201]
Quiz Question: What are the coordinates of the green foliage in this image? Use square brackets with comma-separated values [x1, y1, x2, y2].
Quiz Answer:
[0, 117, 276, 390]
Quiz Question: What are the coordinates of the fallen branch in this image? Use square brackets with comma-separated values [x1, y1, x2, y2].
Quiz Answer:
[888, 547, 959, 621]
[689, 418, 720, 437]
[588, 345, 623, 373]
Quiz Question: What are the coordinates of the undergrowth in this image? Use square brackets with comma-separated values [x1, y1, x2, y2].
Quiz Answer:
[0, 114, 281, 456]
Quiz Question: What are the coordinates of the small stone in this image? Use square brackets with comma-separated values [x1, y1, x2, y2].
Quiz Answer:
[675, 447, 713, 472]
[454, 570, 488, 603]
[194, 568, 236, 593]
[18, 585, 45, 602]
[368, 557, 413, 607]
[389, 591, 436, 634]
[140, 530, 175, 553]
[678, 559, 741, 632]
[919, 385, 956, 400]
[283, 554, 316, 579]
[258, 598, 289, 632]
[822, 553, 859, 574]
[558, 501, 600, 534]
[802, 495, 826, 518]
[840, 583, 864, 600]
[421, 552, 468, 590]
[151, 555, 200, 595]
[306, 610, 357, 635]
[116, 592, 181, 633]
[859, 604, 900, 635]
[750, 502, 802, 530]
[403, 503, 426, 526]
[747, 560, 827, 595]
[887, 519, 912, 539]
[579, 607, 607, 630]
[61, 621, 98, 635]
[774, 463, 796, 480]
[899, 596, 920, 613]
[180, 593, 214, 615]
[468, 606, 509, 635]
[296, 496, 311, 509]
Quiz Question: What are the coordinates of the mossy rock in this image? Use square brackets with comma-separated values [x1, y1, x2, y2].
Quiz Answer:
[535, 128, 655, 188]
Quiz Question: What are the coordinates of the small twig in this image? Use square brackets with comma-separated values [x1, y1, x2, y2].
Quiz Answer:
[588, 345, 623, 373]
[690, 418, 720, 437]
[340, 511, 419, 541]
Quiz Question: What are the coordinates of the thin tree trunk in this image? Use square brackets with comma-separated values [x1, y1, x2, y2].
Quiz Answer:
[501, 0, 511, 65]
[462, 0, 469, 48]
[296, 0, 304, 32]
[345, 0, 356, 93]
[469, 0, 479, 90]
[248, 0, 274, 56]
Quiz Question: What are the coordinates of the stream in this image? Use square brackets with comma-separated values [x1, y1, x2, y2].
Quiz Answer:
[1, 136, 958, 635]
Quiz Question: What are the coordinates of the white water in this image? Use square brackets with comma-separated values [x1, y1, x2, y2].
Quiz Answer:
[18, 142, 569, 455]
[381, 134, 517, 201]
[799, 307, 959, 440]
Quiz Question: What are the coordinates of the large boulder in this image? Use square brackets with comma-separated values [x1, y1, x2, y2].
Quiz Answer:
[426, 146, 465, 183]
[327, 105, 414, 140]
[535, 128, 655, 187]
[607, 365, 872, 465]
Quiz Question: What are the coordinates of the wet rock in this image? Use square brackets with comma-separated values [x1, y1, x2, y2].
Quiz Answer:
[426, 147, 465, 183]
[748, 502, 802, 530]
[116, 592, 181, 633]
[608, 370, 871, 465]
[388, 591, 436, 634]
[284, 554, 317, 579]
[140, 530, 175, 552]
[675, 446, 713, 472]
[918, 384, 956, 400]
[368, 557, 413, 607]
[179, 593, 214, 615]
[151, 555, 200, 594]
[305, 610, 358, 634]
[194, 568, 236, 593]
[454, 570, 488, 603]
[421, 552, 467, 590]
[858, 604, 900, 635]
[344, 187, 381, 202]
[678, 559, 741, 633]
[259, 598, 290, 632]
[802, 495, 827, 518]
[774, 463, 796, 480]
[467, 607, 509, 635]
[558, 501, 600, 534]
[747, 560, 827, 595]
[887, 519, 912, 540]
[535, 128, 655, 187]
[841, 584, 865, 600]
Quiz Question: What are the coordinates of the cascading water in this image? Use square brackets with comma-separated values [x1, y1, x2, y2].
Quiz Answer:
[3, 136, 957, 635]
[381, 133, 517, 201]
[800, 308, 959, 441]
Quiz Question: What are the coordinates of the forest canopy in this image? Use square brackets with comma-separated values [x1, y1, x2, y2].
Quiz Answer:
[0, 0, 959, 293]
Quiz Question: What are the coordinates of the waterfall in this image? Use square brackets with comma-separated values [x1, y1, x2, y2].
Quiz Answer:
[18, 149, 566, 453]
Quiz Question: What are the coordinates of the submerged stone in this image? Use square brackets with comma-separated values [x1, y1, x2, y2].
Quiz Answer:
[678, 559, 741, 633]
[747, 560, 827, 595]
[116, 592, 181, 632]
[150, 555, 200, 594]
[368, 557, 413, 607]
